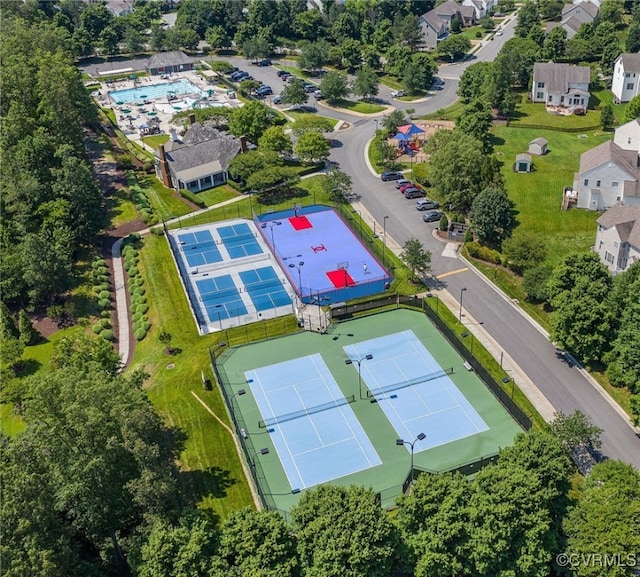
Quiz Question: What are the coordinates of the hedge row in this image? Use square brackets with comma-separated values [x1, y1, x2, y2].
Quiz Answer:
[122, 235, 151, 342]
[130, 184, 159, 226]
[91, 257, 113, 342]
[179, 188, 206, 209]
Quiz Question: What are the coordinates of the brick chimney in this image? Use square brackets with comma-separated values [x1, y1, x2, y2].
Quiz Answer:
[158, 145, 173, 188]
[239, 135, 248, 153]
[188, 113, 196, 125]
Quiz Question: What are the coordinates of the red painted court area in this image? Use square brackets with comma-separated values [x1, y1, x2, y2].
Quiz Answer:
[326, 269, 356, 288]
[288, 216, 313, 230]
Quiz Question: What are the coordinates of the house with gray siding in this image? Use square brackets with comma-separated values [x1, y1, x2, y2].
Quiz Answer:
[531, 62, 590, 111]
[146, 51, 194, 76]
[611, 53, 640, 103]
[595, 203, 640, 273]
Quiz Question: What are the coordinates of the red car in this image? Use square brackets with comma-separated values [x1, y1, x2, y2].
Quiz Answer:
[399, 182, 422, 193]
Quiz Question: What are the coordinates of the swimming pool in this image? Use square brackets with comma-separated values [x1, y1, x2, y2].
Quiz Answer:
[109, 78, 204, 104]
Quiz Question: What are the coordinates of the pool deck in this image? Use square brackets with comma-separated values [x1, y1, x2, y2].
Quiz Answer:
[92, 70, 243, 150]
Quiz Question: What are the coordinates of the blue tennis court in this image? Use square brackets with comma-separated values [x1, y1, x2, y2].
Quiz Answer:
[177, 230, 223, 268]
[239, 267, 292, 312]
[218, 223, 263, 259]
[245, 354, 382, 490]
[344, 331, 489, 451]
[196, 274, 247, 321]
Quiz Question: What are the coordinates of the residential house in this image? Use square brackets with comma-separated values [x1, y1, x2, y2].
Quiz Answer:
[574, 0, 600, 7]
[545, 2, 598, 39]
[572, 120, 640, 210]
[105, 0, 133, 16]
[146, 51, 194, 76]
[419, 10, 450, 50]
[419, 1, 466, 50]
[594, 203, 640, 273]
[531, 62, 590, 110]
[460, 5, 477, 26]
[462, 0, 494, 19]
[611, 53, 640, 103]
[155, 117, 243, 192]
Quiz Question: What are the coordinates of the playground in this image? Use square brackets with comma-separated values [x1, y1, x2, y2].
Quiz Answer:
[389, 120, 455, 164]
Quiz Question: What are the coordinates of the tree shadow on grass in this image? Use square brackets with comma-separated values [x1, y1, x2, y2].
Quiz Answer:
[179, 467, 238, 507]
[16, 358, 42, 378]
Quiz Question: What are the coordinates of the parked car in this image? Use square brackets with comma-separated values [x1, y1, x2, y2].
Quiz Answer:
[404, 187, 426, 199]
[255, 59, 272, 66]
[273, 95, 282, 104]
[303, 83, 316, 93]
[276, 69, 289, 77]
[399, 182, 419, 193]
[416, 199, 439, 211]
[381, 171, 404, 181]
[391, 89, 405, 98]
[313, 90, 323, 99]
[395, 179, 412, 189]
[422, 210, 444, 223]
[496, 30, 503, 35]
[256, 86, 273, 96]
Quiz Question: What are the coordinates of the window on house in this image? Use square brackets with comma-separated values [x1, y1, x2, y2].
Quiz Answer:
[627, 83, 635, 90]
[625, 72, 631, 77]
[605, 251, 614, 264]
[617, 196, 621, 201]
[584, 179, 589, 186]
[536, 92, 544, 99]
[537, 82, 544, 88]
[629, 137, 632, 144]
[548, 95, 553, 102]
[596, 180, 601, 187]
[612, 181, 619, 187]
[599, 240, 604, 249]
[561, 96, 565, 103]
[614, 241, 619, 248]
[620, 258, 628, 269]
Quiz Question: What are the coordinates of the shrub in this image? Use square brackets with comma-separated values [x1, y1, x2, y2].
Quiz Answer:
[464, 229, 474, 243]
[523, 264, 553, 302]
[95, 274, 110, 284]
[127, 266, 140, 278]
[100, 329, 114, 341]
[93, 323, 103, 334]
[93, 285, 105, 294]
[133, 295, 147, 306]
[134, 287, 145, 296]
[466, 241, 502, 264]
[132, 277, 144, 287]
[439, 215, 449, 231]
[135, 328, 147, 341]
[97, 266, 108, 275]
[98, 298, 111, 309]
[143, 321, 151, 331]
[122, 245, 135, 257]
[136, 304, 149, 314]
[92, 259, 106, 269]
[99, 291, 111, 300]
[128, 232, 141, 241]
[132, 311, 143, 322]
[100, 310, 111, 319]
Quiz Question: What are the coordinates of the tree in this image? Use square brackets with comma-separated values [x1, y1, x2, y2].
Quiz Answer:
[320, 70, 349, 103]
[543, 26, 567, 60]
[400, 238, 432, 282]
[213, 508, 299, 577]
[18, 309, 39, 346]
[138, 513, 219, 577]
[550, 410, 603, 453]
[351, 65, 379, 100]
[159, 331, 174, 355]
[502, 230, 548, 274]
[247, 166, 301, 201]
[16, 366, 182, 572]
[458, 62, 494, 103]
[523, 264, 554, 302]
[281, 78, 309, 108]
[437, 35, 471, 61]
[240, 35, 271, 61]
[601, 103, 615, 130]
[324, 167, 353, 202]
[516, 0, 540, 38]
[50, 334, 122, 375]
[451, 14, 462, 33]
[340, 38, 363, 71]
[258, 126, 293, 155]
[228, 101, 274, 143]
[456, 99, 494, 147]
[238, 78, 260, 97]
[291, 115, 335, 137]
[626, 23, 640, 52]
[227, 150, 283, 183]
[206, 25, 232, 52]
[624, 95, 640, 122]
[424, 130, 486, 212]
[298, 39, 329, 72]
[598, 0, 624, 26]
[98, 26, 119, 56]
[381, 109, 407, 136]
[563, 461, 640, 577]
[290, 485, 401, 577]
[123, 26, 144, 54]
[470, 187, 516, 247]
[294, 131, 330, 163]
[385, 43, 413, 77]
[403, 53, 437, 94]
[396, 13, 423, 50]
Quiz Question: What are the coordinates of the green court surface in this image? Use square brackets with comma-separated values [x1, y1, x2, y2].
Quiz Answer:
[216, 309, 523, 512]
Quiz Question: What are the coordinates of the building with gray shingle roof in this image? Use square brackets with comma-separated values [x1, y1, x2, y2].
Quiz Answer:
[146, 51, 194, 76]
[531, 62, 590, 110]
[611, 53, 640, 103]
[595, 202, 640, 273]
[154, 121, 242, 192]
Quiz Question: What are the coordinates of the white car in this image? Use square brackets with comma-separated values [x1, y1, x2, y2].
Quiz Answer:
[391, 90, 405, 98]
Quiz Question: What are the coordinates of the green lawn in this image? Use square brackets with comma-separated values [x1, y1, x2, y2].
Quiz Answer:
[509, 91, 602, 130]
[107, 186, 139, 227]
[142, 134, 170, 150]
[332, 98, 386, 114]
[196, 184, 240, 207]
[137, 174, 195, 220]
[492, 125, 611, 264]
[419, 99, 466, 122]
[286, 110, 338, 129]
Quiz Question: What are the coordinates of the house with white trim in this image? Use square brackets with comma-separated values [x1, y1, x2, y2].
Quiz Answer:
[462, 0, 494, 19]
[419, 10, 450, 50]
[572, 120, 640, 211]
[531, 62, 590, 111]
[611, 53, 640, 103]
[546, 1, 598, 39]
[595, 203, 640, 273]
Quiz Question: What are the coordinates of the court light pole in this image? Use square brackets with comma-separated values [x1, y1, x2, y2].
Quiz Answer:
[261, 220, 282, 255]
[345, 354, 373, 399]
[396, 432, 426, 483]
[288, 261, 304, 299]
[249, 447, 269, 480]
[459, 287, 467, 321]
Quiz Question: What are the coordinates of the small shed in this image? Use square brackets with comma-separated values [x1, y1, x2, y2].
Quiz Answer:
[515, 153, 532, 173]
[528, 137, 548, 156]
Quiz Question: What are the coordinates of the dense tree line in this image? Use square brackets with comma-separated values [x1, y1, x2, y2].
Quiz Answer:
[0, 16, 105, 308]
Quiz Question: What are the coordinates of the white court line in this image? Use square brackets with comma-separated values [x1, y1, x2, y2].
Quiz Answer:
[293, 436, 355, 457]
[267, 375, 326, 394]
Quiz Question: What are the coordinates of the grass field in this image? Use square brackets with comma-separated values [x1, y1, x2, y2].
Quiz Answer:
[138, 174, 194, 220]
[196, 184, 240, 207]
[142, 134, 170, 149]
[491, 125, 611, 264]
[332, 98, 386, 114]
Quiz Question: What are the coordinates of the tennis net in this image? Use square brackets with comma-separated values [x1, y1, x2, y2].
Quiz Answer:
[366, 367, 454, 398]
[258, 395, 356, 428]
